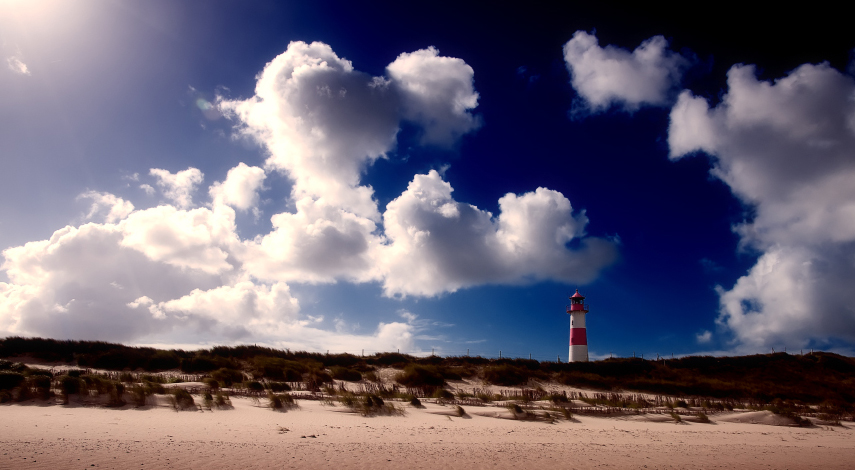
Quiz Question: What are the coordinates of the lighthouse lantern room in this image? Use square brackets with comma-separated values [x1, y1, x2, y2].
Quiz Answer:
[567, 289, 590, 362]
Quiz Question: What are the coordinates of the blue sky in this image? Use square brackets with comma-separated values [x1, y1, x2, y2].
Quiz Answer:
[2, 1, 854, 359]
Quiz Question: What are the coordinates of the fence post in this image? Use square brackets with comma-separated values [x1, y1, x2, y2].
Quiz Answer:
[499, 350, 502, 359]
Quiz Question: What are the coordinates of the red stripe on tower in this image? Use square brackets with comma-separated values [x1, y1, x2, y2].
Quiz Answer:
[570, 327, 587, 345]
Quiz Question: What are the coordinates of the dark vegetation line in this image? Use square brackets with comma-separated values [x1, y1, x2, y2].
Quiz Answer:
[1, 336, 854, 408]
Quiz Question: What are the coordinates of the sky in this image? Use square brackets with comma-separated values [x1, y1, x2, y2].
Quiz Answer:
[1, 0, 854, 359]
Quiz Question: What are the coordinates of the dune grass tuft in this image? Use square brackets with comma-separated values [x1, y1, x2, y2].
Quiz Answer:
[170, 388, 196, 411]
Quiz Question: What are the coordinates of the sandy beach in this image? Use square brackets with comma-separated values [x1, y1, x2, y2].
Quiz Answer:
[2, 396, 853, 470]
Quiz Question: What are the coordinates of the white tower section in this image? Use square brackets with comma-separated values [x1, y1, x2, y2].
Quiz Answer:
[567, 289, 589, 362]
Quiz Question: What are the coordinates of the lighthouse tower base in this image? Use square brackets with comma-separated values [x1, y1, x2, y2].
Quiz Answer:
[569, 344, 588, 362]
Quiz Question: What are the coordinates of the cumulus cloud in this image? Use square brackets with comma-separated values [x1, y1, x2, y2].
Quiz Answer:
[6, 56, 29, 75]
[209, 162, 266, 212]
[387, 46, 481, 146]
[219, 41, 400, 219]
[150, 167, 204, 209]
[563, 31, 688, 112]
[243, 196, 383, 284]
[78, 191, 134, 223]
[378, 170, 618, 296]
[220, 41, 481, 218]
[669, 62, 855, 350]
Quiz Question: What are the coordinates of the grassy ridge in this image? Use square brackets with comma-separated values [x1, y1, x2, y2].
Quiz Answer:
[2, 336, 854, 406]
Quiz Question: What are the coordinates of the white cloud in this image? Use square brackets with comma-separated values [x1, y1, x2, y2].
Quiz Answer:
[696, 330, 712, 344]
[378, 170, 617, 297]
[150, 167, 204, 209]
[669, 62, 855, 350]
[140, 184, 155, 196]
[6, 56, 29, 75]
[219, 41, 399, 219]
[77, 191, 134, 223]
[119, 204, 239, 275]
[563, 31, 688, 112]
[243, 196, 382, 284]
[387, 46, 481, 146]
[209, 162, 266, 212]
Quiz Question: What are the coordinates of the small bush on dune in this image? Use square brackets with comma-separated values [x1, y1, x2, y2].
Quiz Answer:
[170, 388, 195, 411]
[0, 372, 26, 391]
[24, 375, 52, 400]
[363, 371, 379, 382]
[697, 412, 710, 423]
[670, 411, 682, 423]
[330, 366, 362, 382]
[267, 381, 292, 392]
[214, 392, 232, 409]
[130, 384, 149, 407]
[395, 365, 445, 388]
[347, 393, 404, 416]
[202, 378, 220, 390]
[106, 382, 125, 407]
[432, 388, 454, 400]
[483, 364, 544, 386]
[409, 395, 423, 408]
[454, 405, 466, 417]
[210, 368, 244, 387]
[57, 375, 81, 404]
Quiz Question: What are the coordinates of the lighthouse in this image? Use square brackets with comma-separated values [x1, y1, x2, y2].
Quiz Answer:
[567, 289, 589, 362]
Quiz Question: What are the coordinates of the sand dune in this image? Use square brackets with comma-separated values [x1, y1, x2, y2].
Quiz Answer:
[2, 396, 853, 470]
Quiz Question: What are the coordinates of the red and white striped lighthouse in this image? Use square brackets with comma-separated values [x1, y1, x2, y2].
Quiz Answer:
[567, 289, 589, 362]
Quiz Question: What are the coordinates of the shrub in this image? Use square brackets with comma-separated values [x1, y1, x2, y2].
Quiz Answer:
[171, 388, 195, 410]
[483, 364, 539, 386]
[363, 371, 379, 382]
[245, 381, 264, 393]
[432, 388, 454, 400]
[409, 395, 423, 407]
[119, 372, 135, 383]
[330, 366, 362, 382]
[57, 375, 81, 403]
[697, 412, 710, 423]
[306, 369, 333, 386]
[0, 372, 25, 391]
[130, 384, 148, 407]
[670, 411, 682, 423]
[395, 365, 445, 388]
[202, 378, 220, 390]
[267, 392, 297, 411]
[106, 382, 125, 407]
[454, 405, 466, 417]
[266, 381, 292, 392]
[28, 375, 52, 400]
[340, 393, 403, 416]
[214, 392, 231, 409]
[210, 368, 243, 387]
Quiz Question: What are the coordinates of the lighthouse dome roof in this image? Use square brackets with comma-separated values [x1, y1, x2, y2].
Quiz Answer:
[570, 289, 585, 299]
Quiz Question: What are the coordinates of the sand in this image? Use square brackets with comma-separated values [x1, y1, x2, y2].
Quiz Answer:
[1, 397, 853, 470]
